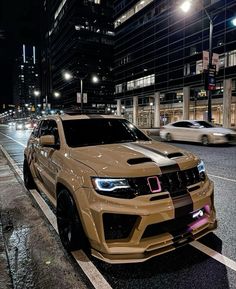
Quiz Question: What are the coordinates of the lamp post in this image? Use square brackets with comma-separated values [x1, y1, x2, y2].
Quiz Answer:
[33, 89, 40, 115]
[204, 9, 213, 122]
[150, 102, 153, 128]
[44, 95, 48, 114]
[63, 71, 99, 111]
[180, 0, 214, 122]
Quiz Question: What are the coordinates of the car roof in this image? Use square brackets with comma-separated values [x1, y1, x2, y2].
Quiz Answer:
[41, 114, 124, 122]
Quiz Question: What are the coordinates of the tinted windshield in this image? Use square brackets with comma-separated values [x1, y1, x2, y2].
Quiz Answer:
[62, 118, 150, 147]
[195, 121, 214, 128]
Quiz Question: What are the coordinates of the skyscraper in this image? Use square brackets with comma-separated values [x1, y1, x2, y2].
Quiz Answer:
[13, 44, 40, 112]
[41, 0, 114, 112]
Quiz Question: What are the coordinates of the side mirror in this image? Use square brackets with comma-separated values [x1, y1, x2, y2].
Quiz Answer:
[39, 135, 55, 147]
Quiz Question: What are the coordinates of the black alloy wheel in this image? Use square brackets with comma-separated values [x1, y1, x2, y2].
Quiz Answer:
[23, 159, 35, 190]
[56, 189, 89, 252]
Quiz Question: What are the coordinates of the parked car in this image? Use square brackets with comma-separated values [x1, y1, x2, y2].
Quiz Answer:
[160, 120, 236, 145]
[23, 114, 217, 263]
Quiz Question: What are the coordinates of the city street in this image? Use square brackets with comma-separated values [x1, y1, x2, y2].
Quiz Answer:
[0, 124, 236, 289]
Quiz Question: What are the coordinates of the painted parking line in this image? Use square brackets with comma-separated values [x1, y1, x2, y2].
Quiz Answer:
[1, 138, 236, 276]
[191, 241, 236, 271]
[208, 174, 236, 183]
[0, 132, 27, 148]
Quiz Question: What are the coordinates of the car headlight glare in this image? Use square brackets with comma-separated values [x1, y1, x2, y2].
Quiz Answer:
[92, 178, 130, 192]
[213, 133, 225, 136]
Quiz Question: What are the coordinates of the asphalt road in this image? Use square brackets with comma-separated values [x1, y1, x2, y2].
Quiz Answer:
[0, 125, 236, 289]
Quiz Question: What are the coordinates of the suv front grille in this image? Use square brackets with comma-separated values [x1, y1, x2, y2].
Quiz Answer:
[128, 167, 201, 198]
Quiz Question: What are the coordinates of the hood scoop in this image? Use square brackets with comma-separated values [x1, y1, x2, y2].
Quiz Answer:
[166, 152, 184, 159]
[127, 157, 154, 165]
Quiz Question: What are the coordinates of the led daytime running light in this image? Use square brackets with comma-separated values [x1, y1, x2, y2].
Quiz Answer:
[93, 178, 130, 192]
[197, 160, 205, 173]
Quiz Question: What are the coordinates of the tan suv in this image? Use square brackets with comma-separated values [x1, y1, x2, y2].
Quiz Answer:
[23, 114, 217, 263]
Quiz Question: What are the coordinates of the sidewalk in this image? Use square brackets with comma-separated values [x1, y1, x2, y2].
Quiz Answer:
[0, 148, 89, 289]
[0, 150, 14, 289]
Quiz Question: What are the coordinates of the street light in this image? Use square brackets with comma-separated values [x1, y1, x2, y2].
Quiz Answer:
[64, 71, 73, 81]
[53, 91, 61, 98]
[92, 75, 99, 83]
[63, 71, 99, 111]
[180, 0, 214, 122]
[232, 17, 236, 27]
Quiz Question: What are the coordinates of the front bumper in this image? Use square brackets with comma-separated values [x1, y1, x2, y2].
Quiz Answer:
[76, 179, 217, 264]
[211, 134, 236, 144]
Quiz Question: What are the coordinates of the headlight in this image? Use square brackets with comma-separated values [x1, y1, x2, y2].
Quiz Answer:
[197, 160, 206, 180]
[91, 177, 133, 198]
[92, 178, 130, 192]
[213, 133, 225, 136]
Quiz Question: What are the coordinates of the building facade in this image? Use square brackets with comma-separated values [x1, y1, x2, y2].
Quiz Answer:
[41, 0, 115, 112]
[13, 44, 40, 116]
[114, 0, 236, 127]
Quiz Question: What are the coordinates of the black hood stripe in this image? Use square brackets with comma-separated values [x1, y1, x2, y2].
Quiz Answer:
[133, 143, 167, 157]
[123, 143, 180, 168]
[172, 194, 193, 219]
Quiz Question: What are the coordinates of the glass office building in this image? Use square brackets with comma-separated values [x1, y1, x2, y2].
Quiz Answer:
[41, 0, 114, 112]
[114, 0, 236, 127]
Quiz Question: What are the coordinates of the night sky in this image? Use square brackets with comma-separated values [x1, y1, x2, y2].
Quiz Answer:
[0, 0, 40, 104]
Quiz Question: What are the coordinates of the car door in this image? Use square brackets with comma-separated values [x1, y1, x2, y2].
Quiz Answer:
[171, 121, 190, 141]
[41, 119, 61, 198]
[33, 119, 59, 198]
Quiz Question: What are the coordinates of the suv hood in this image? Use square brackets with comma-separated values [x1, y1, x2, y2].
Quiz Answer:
[69, 141, 199, 177]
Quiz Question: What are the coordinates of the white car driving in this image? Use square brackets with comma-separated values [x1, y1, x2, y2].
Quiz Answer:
[160, 120, 236, 145]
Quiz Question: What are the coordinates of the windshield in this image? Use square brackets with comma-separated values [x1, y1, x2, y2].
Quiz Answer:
[195, 121, 214, 128]
[62, 118, 150, 147]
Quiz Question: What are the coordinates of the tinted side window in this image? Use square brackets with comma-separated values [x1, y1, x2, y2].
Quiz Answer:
[38, 120, 50, 137]
[48, 120, 60, 146]
[173, 121, 192, 128]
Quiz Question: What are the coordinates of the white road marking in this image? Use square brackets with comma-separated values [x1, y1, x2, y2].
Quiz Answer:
[0, 144, 112, 289]
[1, 137, 236, 276]
[208, 174, 236, 183]
[0, 145, 23, 179]
[191, 241, 236, 271]
[0, 132, 27, 148]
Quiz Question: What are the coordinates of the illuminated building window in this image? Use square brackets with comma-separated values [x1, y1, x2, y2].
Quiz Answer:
[127, 74, 155, 91]
[115, 0, 154, 28]
[229, 50, 236, 67]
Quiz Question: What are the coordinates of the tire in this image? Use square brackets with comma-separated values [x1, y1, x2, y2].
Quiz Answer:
[56, 189, 89, 252]
[201, 135, 209, 146]
[166, 133, 172, 142]
[23, 159, 35, 190]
